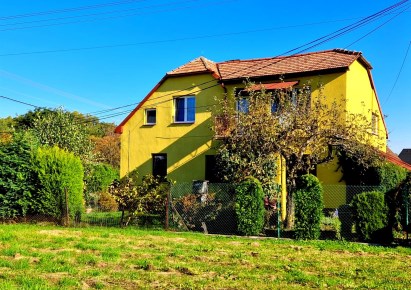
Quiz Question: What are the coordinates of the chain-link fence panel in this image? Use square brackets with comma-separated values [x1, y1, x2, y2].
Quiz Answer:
[168, 182, 283, 236]
[169, 182, 238, 234]
[322, 184, 383, 241]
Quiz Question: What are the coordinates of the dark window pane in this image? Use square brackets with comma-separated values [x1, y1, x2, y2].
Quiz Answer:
[152, 153, 167, 178]
[237, 98, 249, 113]
[175, 98, 185, 122]
[146, 109, 156, 124]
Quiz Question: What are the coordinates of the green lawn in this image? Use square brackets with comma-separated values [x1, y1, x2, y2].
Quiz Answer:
[0, 224, 410, 289]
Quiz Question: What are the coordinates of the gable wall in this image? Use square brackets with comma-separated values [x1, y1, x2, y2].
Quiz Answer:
[345, 60, 387, 151]
[119, 74, 223, 180]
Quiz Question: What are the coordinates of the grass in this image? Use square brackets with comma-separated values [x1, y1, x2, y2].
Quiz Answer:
[0, 224, 410, 289]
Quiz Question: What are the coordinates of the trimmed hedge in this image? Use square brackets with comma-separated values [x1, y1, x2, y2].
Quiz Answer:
[294, 174, 324, 240]
[235, 176, 265, 236]
[31, 146, 84, 222]
[0, 133, 35, 218]
[351, 191, 388, 242]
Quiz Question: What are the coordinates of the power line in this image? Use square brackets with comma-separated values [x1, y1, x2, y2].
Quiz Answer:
[2, 1, 409, 126]
[384, 40, 411, 105]
[0, 0, 199, 28]
[88, 0, 410, 120]
[0, 95, 40, 108]
[0, 0, 232, 33]
[0, 0, 147, 21]
[0, 18, 361, 57]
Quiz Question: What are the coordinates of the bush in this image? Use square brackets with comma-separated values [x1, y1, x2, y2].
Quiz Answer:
[351, 191, 388, 242]
[377, 162, 407, 193]
[84, 163, 119, 207]
[31, 146, 84, 223]
[235, 176, 265, 236]
[97, 191, 118, 212]
[0, 133, 36, 218]
[109, 172, 170, 226]
[294, 174, 324, 240]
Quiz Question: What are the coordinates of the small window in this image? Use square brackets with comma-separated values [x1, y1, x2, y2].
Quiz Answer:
[145, 109, 156, 125]
[372, 113, 378, 135]
[152, 153, 167, 178]
[174, 96, 195, 123]
[236, 98, 249, 113]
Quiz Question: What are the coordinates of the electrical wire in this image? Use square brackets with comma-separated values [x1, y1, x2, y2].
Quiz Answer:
[0, 0, 233, 32]
[384, 40, 411, 105]
[2, 1, 409, 127]
[0, 0, 197, 28]
[0, 95, 40, 108]
[0, 0, 148, 21]
[86, 0, 410, 120]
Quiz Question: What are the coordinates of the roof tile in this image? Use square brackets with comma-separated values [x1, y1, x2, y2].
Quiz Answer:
[166, 49, 369, 80]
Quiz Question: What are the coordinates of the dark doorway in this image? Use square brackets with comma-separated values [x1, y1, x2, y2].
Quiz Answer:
[152, 153, 167, 178]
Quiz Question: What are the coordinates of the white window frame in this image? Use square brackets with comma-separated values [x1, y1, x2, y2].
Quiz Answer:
[145, 108, 156, 125]
[174, 96, 195, 123]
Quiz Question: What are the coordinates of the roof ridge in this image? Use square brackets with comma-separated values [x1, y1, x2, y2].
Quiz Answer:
[217, 49, 361, 65]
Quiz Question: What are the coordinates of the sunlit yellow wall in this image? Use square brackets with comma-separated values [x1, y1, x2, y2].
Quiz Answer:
[119, 74, 223, 181]
[345, 61, 387, 151]
[119, 60, 386, 211]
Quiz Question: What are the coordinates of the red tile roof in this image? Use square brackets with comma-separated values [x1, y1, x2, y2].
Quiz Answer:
[167, 49, 371, 80]
[383, 147, 411, 171]
[168, 56, 220, 78]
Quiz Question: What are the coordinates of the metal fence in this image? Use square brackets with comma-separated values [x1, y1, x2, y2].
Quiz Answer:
[168, 182, 411, 242]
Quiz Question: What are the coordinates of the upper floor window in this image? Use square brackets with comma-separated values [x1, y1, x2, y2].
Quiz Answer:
[145, 108, 156, 125]
[372, 113, 378, 135]
[174, 96, 195, 123]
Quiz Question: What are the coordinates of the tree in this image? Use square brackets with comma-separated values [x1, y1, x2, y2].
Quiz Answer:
[91, 133, 120, 169]
[214, 81, 380, 228]
[29, 108, 94, 161]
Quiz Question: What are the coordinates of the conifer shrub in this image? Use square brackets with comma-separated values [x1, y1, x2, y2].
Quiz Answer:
[31, 146, 84, 222]
[294, 174, 324, 240]
[0, 133, 36, 218]
[235, 176, 265, 236]
[350, 191, 388, 241]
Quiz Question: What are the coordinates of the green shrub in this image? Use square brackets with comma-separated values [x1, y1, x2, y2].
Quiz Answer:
[377, 162, 407, 193]
[109, 172, 169, 226]
[31, 146, 84, 222]
[351, 191, 388, 241]
[321, 216, 341, 240]
[97, 191, 118, 212]
[84, 163, 119, 207]
[294, 174, 324, 240]
[0, 133, 36, 218]
[235, 176, 265, 236]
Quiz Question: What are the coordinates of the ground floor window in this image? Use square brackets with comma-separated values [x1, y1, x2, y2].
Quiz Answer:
[205, 155, 219, 182]
[152, 153, 167, 178]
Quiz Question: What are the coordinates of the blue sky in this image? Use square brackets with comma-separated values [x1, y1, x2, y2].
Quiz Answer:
[0, 0, 410, 153]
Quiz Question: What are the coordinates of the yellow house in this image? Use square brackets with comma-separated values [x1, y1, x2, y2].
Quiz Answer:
[115, 49, 391, 212]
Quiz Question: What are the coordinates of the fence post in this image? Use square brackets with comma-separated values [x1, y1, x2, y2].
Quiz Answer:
[165, 187, 170, 230]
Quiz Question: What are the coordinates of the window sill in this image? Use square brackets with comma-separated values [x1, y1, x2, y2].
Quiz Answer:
[143, 123, 156, 127]
[173, 121, 195, 125]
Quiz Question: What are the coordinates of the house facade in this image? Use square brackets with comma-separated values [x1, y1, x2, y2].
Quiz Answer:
[115, 49, 389, 211]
